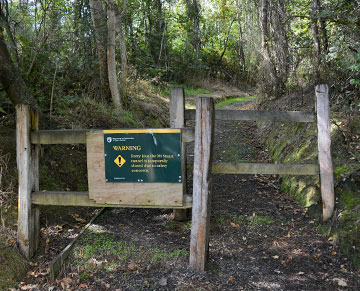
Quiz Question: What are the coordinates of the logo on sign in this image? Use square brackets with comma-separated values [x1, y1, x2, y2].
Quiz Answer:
[107, 137, 112, 143]
[114, 154, 126, 167]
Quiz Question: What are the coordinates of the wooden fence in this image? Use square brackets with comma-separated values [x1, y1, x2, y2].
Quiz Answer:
[169, 84, 334, 272]
[16, 84, 333, 274]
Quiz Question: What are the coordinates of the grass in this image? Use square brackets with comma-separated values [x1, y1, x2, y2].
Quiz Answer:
[215, 214, 275, 227]
[72, 230, 190, 278]
[215, 96, 257, 108]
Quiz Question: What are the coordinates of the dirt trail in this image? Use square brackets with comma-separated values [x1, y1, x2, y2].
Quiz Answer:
[17, 99, 360, 290]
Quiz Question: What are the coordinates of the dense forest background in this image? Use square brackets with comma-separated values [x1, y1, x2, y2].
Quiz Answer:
[1, 0, 359, 112]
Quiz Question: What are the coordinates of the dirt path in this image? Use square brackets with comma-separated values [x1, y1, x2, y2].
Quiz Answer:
[18, 100, 360, 290]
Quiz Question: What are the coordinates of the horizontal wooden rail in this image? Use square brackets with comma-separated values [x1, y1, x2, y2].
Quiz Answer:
[31, 130, 87, 144]
[212, 162, 319, 175]
[32, 191, 193, 208]
[31, 128, 195, 144]
[185, 110, 316, 123]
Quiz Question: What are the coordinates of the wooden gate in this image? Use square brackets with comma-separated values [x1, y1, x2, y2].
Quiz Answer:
[179, 84, 334, 271]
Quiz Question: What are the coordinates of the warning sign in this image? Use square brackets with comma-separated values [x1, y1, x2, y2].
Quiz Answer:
[103, 129, 182, 183]
[114, 155, 126, 167]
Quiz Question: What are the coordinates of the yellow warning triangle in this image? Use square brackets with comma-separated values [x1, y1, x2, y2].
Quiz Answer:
[114, 154, 126, 167]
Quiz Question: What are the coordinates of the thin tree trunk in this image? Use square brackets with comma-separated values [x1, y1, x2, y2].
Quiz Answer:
[89, 0, 111, 101]
[117, 0, 128, 104]
[261, 0, 269, 53]
[107, 0, 121, 107]
[311, 0, 321, 80]
[186, 0, 201, 58]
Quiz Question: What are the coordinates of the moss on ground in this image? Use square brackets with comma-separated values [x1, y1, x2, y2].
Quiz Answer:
[0, 233, 28, 289]
[261, 112, 360, 268]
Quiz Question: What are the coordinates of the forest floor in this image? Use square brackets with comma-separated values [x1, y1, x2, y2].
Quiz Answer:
[13, 97, 360, 290]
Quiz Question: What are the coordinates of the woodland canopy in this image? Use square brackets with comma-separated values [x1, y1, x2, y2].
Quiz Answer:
[0, 0, 359, 111]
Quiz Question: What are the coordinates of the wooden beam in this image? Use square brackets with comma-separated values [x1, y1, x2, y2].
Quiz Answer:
[50, 208, 105, 279]
[185, 109, 316, 123]
[170, 87, 189, 221]
[31, 128, 194, 144]
[190, 97, 215, 272]
[16, 105, 39, 259]
[316, 84, 334, 221]
[32, 191, 193, 209]
[31, 130, 87, 144]
[212, 163, 319, 175]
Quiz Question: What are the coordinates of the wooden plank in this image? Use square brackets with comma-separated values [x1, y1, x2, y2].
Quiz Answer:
[50, 208, 105, 279]
[31, 130, 87, 144]
[86, 130, 183, 206]
[16, 105, 39, 259]
[31, 128, 194, 144]
[190, 97, 215, 272]
[212, 163, 319, 175]
[170, 87, 188, 221]
[316, 84, 334, 221]
[185, 109, 316, 123]
[30, 110, 40, 252]
[32, 191, 193, 209]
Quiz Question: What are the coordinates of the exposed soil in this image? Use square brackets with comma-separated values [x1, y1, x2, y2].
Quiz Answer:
[13, 100, 360, 290]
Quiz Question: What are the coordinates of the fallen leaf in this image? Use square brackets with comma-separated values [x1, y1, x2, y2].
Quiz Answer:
[230, 222, 239, 228]
[228, 275, 235, 281]
[159, 277, 167, 286]
[332, 278, 347, 287]
[328, 237, 333, 241]
[128, 262, 137, 271]
[79, 284, 87, 288]
[247, 245, 253, 249]
[331, 251, 337, 255]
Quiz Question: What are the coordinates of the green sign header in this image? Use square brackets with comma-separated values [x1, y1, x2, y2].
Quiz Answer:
[104, 129, 182, 183]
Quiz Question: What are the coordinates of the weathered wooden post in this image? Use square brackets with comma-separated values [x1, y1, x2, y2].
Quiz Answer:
[170, 87, 188, 221]
[189, 97, 215, 272]
[315, 84, 334, 221]
[16, 104, 40, 258]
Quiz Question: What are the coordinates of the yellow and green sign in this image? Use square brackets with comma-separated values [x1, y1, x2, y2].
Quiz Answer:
[104, 129, 182, 183]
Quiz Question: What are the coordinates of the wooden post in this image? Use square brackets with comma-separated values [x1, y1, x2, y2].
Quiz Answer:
[170, 87, 188, 221]
[189, 97, 215, 272]
[16, 104, 40, 259]
[315, 84, 334, 221]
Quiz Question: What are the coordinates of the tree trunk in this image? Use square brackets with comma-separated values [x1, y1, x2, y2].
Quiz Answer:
[115, 0, 128, 105]
[0, 26, 37, 108]
[89, 0, 111, 101]
[261, 0, 269, 53]
[118, 21, 128, 104]
[185, 0, 201, 58]
[107, 0, 121, 107]
[311, 0, 321, 80]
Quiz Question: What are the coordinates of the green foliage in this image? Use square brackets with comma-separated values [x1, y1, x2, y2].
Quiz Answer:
[215, 96, 257, 108]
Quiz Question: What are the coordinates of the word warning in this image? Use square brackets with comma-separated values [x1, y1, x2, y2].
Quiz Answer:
[104, 129, 182, 183]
